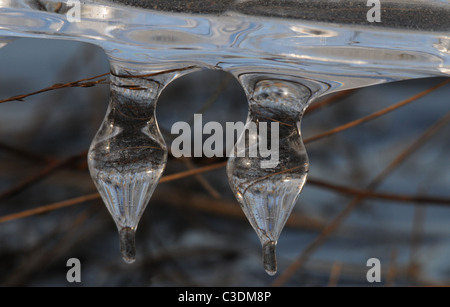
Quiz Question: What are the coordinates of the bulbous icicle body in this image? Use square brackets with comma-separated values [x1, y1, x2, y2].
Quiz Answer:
[227, 78, 311, 275]
[88, 71, 171, 264]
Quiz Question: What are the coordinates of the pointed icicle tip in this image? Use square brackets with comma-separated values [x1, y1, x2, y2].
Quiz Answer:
[119, 227, 136, 264]
[262, 241, 277, 276]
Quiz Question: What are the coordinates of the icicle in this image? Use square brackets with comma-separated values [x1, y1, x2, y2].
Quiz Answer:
[88, 63, 196, 263]
[227, 76, 312, 275]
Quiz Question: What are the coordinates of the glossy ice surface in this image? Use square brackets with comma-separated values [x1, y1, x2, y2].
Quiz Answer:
[0, 0, 448, 89]
[0, 0, 449, 273]
[227, 78, 313, 274]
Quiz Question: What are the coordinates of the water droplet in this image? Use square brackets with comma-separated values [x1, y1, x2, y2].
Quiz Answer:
[88, 62, 196, 263]
[227, 75, 313, 275]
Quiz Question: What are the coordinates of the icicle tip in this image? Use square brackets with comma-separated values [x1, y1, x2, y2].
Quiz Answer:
[262, 241, 277, 276]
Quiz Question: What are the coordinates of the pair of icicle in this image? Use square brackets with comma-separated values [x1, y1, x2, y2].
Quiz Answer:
[88, 65, 312, 275]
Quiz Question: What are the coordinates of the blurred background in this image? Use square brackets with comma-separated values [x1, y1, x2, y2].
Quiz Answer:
[0, 38, 449, 286]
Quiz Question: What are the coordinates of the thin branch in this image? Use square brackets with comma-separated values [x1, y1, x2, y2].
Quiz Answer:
[386, 249, 398, 287]
[159, 161, 227, 183]
[2, 109, 449, 226]
[327, 262, 342, 287]
[0, 151, 87, 201]
[0, 73, 109, 104]
[182, 158, 221, 199]
[304, 78, 450, 144]
[0, 142, 55, 163]
[305, 89, 354, 115]
[153, 187, 326, 231]
[307, 177, 450, 206]
[0, 193, 100, 224]
[0, 161, 227, 224]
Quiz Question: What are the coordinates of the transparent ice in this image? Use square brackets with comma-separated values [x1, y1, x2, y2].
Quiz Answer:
[0, 36, 14, 48]
[227, 76, 316, 275]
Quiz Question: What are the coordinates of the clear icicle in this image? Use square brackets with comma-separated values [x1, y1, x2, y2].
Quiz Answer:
[88, 65, 191, 263]
[227, 77, 312, 275]
[119, 227, 136, 264]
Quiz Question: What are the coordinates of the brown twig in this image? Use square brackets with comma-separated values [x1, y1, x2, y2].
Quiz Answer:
[153, 187, 326, 231]
[386, 249, 398, 287]
[182, 159, 221, 199]
[305, 89, 354, 115]
[0, 192, 100, 224]
[160, 161, 227, 183]
[0, 161, 227, 224]
[187, 73, 233, 125]
[1, 205, 102, 286]
[0, 142, 55, 163]
[304, 78, 450, 144]
[307, 177, 450, 206]
[327, 262, 342, 287]
[272, 107, 450, 287]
